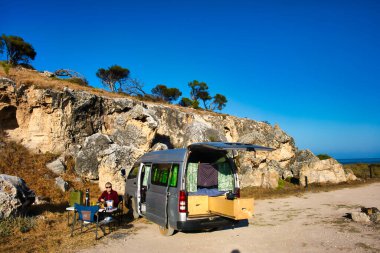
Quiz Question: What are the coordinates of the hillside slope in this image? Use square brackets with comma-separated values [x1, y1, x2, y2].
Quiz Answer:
[0, 67, 354, 193]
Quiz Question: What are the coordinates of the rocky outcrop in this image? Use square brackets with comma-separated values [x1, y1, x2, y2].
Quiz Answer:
[290, 151, 356, 186]
[0, 76, 354, 192]
[0, 174, 35, 219]
[46, 158, 66, 175]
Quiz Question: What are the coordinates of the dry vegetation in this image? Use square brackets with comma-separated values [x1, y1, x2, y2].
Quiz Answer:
[0, 131, 108, 252]
[241, 178, 380, 200]
[344, 163, 380, 179]
[242, 164, 380, 200]
[0, 66, 129, 99]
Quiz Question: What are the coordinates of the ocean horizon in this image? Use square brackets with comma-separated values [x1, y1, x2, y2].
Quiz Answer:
[337, 158, 380, 164]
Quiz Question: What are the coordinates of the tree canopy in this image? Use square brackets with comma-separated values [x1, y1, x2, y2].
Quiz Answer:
[188, 80, 208, 101]
[151, 84, 182, 103]
[96, 65, 130, 92]
[179, 97, 199, 109]
[0, 34, 36, 65]
[184, 80, 227, 111]
[210, 94, 227, 111]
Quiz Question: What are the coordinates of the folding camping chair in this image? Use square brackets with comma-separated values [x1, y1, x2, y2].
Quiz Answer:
[71, 204, 113, 240]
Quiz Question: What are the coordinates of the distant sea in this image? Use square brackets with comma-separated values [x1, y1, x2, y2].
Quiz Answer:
[337, 158, 380, 164]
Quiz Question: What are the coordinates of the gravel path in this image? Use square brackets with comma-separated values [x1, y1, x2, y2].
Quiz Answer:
[81, 183, 380, 253]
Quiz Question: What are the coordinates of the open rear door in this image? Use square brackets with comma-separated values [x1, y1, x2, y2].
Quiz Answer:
[188, 142, 274, 152]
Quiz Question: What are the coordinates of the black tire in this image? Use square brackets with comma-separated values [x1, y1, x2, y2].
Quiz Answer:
[127, 197, 140, 219]
[158, 224, 175, 236]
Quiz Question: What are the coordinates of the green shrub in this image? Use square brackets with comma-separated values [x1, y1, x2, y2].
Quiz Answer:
[277, 178, 286, 189]
[317, 154, 331, 160]
[1, 61, 11, 75]
[0, 216, 36, 237]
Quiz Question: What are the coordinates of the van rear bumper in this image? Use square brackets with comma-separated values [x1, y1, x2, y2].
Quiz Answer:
[176, 217, 236, 231]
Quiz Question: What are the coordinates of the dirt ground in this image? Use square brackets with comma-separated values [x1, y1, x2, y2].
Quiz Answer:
[80, 183, 380, 253]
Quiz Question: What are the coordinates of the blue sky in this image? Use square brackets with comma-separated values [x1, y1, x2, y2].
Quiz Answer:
[1, 0, 379, 158]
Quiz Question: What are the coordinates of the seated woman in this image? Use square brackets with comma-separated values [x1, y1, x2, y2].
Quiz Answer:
[98, 182, 119, 208]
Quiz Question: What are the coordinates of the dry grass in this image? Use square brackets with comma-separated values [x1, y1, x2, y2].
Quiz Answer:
[0, 133, 108, 252]
[344, 163, 380, 179]
[0, 67, 128, 99]
[0, 135, 102, 203]
[241, 178, 380, 200]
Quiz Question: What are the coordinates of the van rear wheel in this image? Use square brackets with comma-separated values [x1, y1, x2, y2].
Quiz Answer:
[158, 225, 175, 236]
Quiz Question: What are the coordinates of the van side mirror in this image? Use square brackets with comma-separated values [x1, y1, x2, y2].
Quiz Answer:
[120, 168, 126, 177]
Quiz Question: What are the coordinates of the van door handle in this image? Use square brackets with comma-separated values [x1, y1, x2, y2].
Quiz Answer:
[133, 182, 136, 185]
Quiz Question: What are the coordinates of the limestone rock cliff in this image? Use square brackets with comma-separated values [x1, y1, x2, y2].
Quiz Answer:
[0, 75, 355, 194]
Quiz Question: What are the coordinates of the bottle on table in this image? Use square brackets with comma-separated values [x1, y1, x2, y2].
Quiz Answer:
[85, 188, 90, 206]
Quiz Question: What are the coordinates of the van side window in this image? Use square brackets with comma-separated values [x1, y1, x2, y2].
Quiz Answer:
[127, 165, 139, 179]
[151, 164, 171, 186]
[142, 165, 151, 187]
[169, 164, 179, 187]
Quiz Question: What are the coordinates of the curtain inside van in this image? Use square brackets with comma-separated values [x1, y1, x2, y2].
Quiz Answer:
[186, 163, 198, 192]
[142, 165, 151, 187]
[217, 162, 234, 191]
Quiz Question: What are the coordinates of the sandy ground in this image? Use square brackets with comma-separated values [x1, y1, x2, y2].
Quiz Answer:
[80, 183, 380, 253]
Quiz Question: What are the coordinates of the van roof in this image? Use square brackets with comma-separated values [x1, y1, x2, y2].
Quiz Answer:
[138, 148, 187, 163]
[137, 142, 273, 164]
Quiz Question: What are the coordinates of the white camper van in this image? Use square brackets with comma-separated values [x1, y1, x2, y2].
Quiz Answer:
[124, 142, 273, 235]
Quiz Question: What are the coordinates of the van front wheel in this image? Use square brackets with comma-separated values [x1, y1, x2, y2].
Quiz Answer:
[127, 197, 140, 219]
[158, 225, 175, 236]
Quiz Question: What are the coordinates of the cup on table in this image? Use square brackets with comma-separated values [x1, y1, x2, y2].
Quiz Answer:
[106, 200, 114, 210]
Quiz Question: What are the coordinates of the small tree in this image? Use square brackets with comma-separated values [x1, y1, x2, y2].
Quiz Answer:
[96, 65, 130, 92]
[188, 80, 209, 102]
[124, 77, 146, 96]
[152, 84, 182, 103]
[179, 97, 193, 107]
[0, 34, 36, 65]
[179, 97, 199, 109]
[210, 94, 227, 111]
[186, 80, 227, 111]
[198, 90, 212, 109]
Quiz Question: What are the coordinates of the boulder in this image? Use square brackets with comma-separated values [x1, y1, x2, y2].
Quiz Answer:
[240, 167, 280, 189]
[182, 121, 227, 146]
[41, 71, 55, 77]
[150, 143, 168, 151]
[75, 133, 113, 179]
[98, 144, 140, 195]
[0, 77, 16, 90]
[351, 211, 371, 223]
[344, 168, 357, 181]
[0, 174, 35, 219]
[55, 177, 69, 192]
[299, 158, 347, 186]
[46, 158, 66, 175]
[290, 149, 319, 177]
